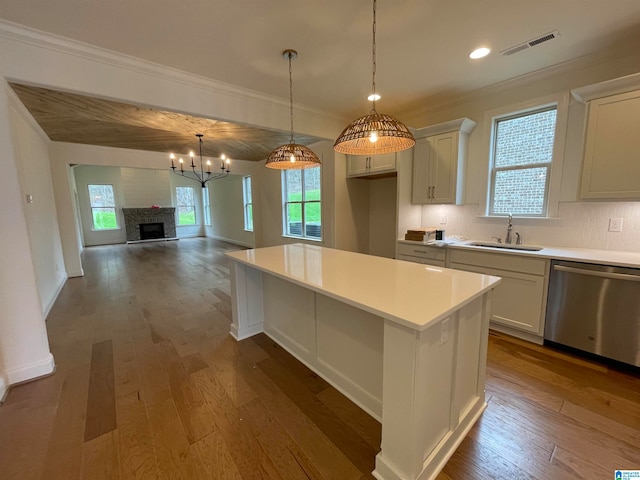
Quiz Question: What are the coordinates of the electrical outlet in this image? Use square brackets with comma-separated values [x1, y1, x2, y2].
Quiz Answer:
[440, 319, 449, 345]
[440, 216, 447, 224]
[608, 218, 623, 232]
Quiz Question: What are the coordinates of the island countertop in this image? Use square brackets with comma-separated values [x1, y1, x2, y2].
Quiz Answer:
[226, 243, 501, 331]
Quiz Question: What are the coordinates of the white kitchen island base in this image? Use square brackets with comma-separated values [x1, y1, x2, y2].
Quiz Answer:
[226, 244, 500, 480]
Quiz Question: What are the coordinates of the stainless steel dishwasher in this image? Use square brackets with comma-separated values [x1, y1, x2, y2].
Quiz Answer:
[544, 260, 640, 367]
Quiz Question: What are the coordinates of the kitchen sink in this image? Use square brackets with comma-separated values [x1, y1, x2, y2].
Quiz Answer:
[469, 241, 543, 251]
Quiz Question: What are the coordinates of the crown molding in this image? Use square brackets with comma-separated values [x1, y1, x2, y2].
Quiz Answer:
[0, 19, 345, 125]
[571, 72, 640, 103]
[399, 45, 640, 123]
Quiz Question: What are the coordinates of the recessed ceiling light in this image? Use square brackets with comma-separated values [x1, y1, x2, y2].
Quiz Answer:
[469, 47, 491, 59]
[367, 93, 381, 101]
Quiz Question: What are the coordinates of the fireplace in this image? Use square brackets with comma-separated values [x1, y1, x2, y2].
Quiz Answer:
[122, 208, 177, 242]
[139, 222, 165, 240]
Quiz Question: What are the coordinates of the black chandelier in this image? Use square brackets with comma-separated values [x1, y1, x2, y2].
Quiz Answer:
[170, 134, 230, 188]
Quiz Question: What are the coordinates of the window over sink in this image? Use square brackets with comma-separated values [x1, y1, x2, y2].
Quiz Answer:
[482, 93, 568, 219]
[489, 106, 557, 216]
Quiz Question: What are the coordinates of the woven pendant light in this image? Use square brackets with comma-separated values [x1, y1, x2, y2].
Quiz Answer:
[334, 0, 415, 155]
[266, 50, 321, 170]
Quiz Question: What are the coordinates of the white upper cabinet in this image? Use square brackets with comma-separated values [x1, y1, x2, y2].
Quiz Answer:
[411, 118, 476, 204]
[346, 152, 397, 177]
[579, 89, 640, 199]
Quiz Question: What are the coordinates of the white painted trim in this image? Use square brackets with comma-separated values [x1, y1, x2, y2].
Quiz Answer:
[42, 273, 67, 319]
[0, 19, 344, 129]
[230, 322, 264, 341]
[401, 47, 639, 120]
[5, 84, 51, 143]
[414, 118, 477, 138]
[206, 233, 255, 249]
[571, 72, 640, 103]
[0, 375, 8, 404]
[6, 353, 55, 385]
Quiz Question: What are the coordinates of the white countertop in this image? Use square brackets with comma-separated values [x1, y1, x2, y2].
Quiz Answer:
[397, 239, 640, 269]
[226, 244, 501, 331]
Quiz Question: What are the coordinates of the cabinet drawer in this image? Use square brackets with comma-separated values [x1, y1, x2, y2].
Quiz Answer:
[449, 249, 548, 276]
[397, 243, 446, 262]
[397, 254, 446, 267]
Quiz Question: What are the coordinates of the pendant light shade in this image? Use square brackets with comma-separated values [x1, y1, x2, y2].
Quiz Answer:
[334, 0, 415, 155]
[333, 111, 415, 155]
[266, 50, 321, 170]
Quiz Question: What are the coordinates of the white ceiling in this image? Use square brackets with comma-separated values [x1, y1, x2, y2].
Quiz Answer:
[1, 0, 640, 120]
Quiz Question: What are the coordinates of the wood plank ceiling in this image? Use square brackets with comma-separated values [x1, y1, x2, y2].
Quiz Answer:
[10, 83, 325, 162]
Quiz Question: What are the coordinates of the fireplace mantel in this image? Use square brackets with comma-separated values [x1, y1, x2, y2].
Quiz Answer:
[122, 208, 177, 242]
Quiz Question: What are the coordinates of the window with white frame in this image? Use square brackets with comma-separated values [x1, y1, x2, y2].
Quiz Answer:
[202, 186, 211, 226]
[282, 167, 321, 240]
[176, 186, 196, 225]
[489, 106, 557, 216]
[242, 176, 253, 231]
[88, 184, 118, 230]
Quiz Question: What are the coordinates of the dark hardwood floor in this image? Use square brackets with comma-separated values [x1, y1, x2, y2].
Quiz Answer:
[0, 238, 638, 479]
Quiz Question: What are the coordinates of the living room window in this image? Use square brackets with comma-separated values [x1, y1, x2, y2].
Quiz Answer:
[88, 184, 118, 230]
[489, 106, 557, 216]
[282, 167, 321, 240]
[176, 186, 196, 225]
[243, 176, 253, 231]
[202, 186, 211, 226]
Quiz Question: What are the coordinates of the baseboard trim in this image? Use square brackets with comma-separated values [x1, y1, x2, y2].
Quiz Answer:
[42, 273, 67, 319]
[0, 375, 8, 404]
[6, 353, 56, 385]
[206, 233, 254, 249]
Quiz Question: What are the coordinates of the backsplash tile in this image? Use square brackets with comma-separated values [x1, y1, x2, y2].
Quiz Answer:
[420, 202, 640, 253]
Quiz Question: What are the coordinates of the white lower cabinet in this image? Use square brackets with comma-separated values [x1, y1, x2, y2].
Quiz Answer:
[396, 242, 446, 267]
[448, 249, 550, 337]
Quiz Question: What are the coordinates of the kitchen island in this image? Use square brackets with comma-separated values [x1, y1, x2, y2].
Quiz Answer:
[226, 244, 501, 480]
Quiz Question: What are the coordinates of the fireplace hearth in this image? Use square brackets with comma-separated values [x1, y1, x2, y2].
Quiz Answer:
[122, 208, 177, 243]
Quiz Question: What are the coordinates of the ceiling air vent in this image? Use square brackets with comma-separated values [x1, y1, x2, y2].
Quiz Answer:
[501, 30, 560, 56]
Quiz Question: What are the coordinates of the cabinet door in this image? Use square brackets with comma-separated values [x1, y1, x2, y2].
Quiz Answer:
[412, 132, 459, 204]
[449, 262, 546, 335]
[347, 155, 369, 177]
[369, 152, 396, 174]
[430, 131, 458, 204]
[412, 137, 432, 203]
[580, 89, 640, 199]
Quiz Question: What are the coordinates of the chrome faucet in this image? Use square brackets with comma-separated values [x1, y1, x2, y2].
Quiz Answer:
[505, 214, 513, 244]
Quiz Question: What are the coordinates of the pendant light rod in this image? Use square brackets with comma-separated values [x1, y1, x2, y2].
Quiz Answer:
[285, 49, 297, 144]
[371, 0, 377, 112]
[265, 49, 321, 170]
[333, 0, 415, 155]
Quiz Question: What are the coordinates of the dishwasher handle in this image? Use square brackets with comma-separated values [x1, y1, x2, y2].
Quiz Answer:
[554, 264, 640, 282]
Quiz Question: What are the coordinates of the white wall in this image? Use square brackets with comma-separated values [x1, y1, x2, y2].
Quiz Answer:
[256, 140, 337, 249]
[74, 165, 128, 245]
[0, 84, 55, 393]
[207, 175, 255, 247]
[369, 177, 397, 258]
[399, 51, 640, 252]
[8, 91, 66, 316]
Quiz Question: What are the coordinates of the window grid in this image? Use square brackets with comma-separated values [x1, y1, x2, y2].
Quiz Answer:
[203, 187, 211, 226]
[489, 106, 557, 217]
[88, 184, 118, 230]
[243, 176, 253, 231]
[176, 186, 196, 226]
[282, 168, 321, 240]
